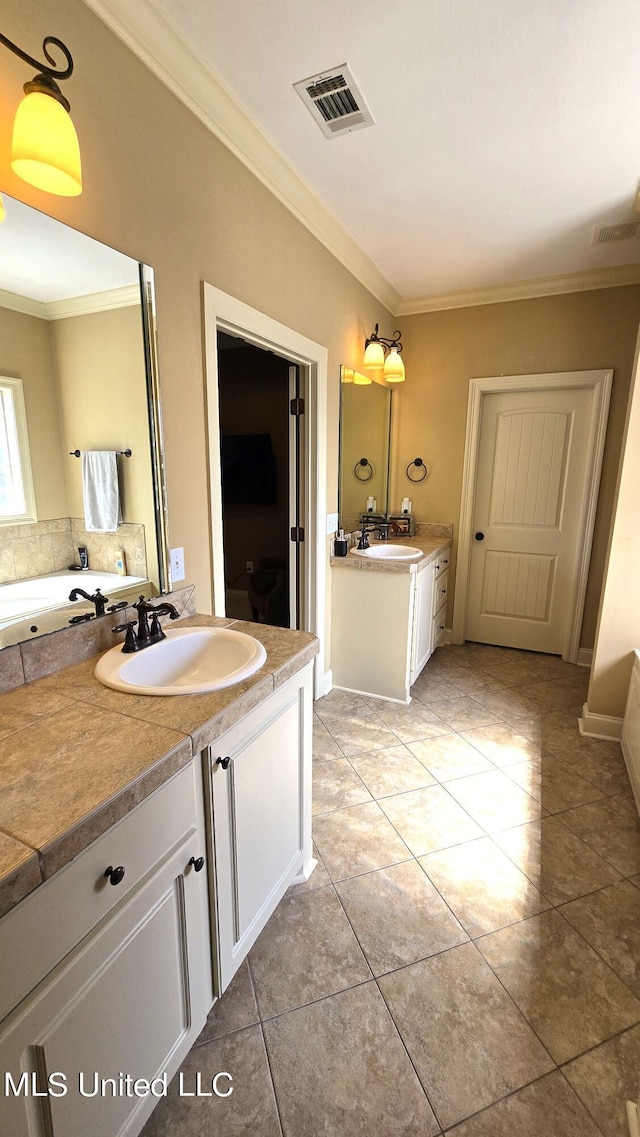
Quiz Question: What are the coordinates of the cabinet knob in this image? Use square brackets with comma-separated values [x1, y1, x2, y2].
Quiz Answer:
[189, 856, 205, 872]
[435, 564, 439, 570]
[216, 755, 231, 770]
[442, 558, 449, 565]
[440, 587, 447, 593]
[104, 865, 125, 886]
[475, 532, 485, 541]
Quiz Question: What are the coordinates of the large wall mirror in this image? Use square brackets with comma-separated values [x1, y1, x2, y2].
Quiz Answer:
[338, 365, 392, 532]
[0, 193, 170, 649]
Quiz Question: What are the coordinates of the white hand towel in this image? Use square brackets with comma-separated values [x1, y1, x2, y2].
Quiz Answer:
[82, 451, 122, 532]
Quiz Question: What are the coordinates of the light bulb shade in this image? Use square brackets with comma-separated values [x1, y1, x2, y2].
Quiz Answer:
[384, 347, 405, 383]
[341, 366, 354, 383]
[11, 91, 82, 197]
[363, 340, 385, 372]
[353, 369, 372, 385]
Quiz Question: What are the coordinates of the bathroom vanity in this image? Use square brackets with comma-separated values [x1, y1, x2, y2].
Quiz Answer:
[331, 532, 452, 703]
[0, 616, 316, 1137]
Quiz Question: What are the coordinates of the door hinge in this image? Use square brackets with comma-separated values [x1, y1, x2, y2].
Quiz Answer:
[290, 526, 305, 542]
[290, 397, 305, 416]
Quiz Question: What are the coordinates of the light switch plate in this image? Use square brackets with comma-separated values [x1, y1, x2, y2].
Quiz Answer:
[170, 547, 185, 582]
[326, 512, 339, 535]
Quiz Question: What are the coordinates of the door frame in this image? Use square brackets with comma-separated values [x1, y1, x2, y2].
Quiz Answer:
[202, 283, 328, 696]
[452, 369, 613, 662]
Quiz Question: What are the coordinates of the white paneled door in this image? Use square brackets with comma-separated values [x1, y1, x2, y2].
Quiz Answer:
[466, 384, 598, 653]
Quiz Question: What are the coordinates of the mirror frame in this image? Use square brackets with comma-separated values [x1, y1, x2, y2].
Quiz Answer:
[338, 366, 393, 529]
[140, 263, 171, 595]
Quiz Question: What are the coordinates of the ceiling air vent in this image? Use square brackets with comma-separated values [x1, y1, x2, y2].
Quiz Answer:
[294, 64, 374, 138]
[593, 220, 640, 245]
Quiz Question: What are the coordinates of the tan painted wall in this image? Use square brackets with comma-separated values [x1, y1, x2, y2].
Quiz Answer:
[393, 286, 640, 646]
[51, 305, 158, 584]
[0, 307, 67, 519]
[588, 326, 640, 718]
[0, 0, 389, 669]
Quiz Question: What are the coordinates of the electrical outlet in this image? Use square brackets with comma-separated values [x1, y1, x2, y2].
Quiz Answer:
[170, 546, 185, 582]
[246, 560, 254, 574]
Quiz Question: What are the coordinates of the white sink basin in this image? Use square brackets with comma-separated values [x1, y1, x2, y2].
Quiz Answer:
[95, 626, 267, 695]
[350, 543, 423, 562]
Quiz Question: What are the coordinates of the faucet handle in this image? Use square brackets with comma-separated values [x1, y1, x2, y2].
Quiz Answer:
[112, 621, 139, 653]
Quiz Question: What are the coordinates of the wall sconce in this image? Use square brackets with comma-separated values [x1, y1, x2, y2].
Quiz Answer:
[363, 324, 405, 383]
[0, 32, 82, 196]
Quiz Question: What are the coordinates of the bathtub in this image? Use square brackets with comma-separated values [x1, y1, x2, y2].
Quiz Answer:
[0, 569, 148, 648]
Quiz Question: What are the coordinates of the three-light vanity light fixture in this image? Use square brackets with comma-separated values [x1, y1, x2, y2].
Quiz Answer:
[0, 30, 82, 201]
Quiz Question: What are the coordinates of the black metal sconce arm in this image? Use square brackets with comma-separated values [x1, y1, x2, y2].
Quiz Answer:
[0, 33, 74, 109]
[364, 323, 404, 357]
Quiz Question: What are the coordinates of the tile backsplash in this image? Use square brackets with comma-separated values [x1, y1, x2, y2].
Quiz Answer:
[0, 518, 147, 583]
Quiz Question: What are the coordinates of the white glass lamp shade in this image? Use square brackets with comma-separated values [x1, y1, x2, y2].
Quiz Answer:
[0, 195, 5, 223]
[11, 91, 82, 197]
[353, 369, 372, 385]
[363, 339, 385, 372]
[384, 347, 405, 383]
[341, 366, 354, 383]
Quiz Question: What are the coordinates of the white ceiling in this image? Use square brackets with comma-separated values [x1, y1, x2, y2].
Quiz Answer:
[90, 0, 640, 309]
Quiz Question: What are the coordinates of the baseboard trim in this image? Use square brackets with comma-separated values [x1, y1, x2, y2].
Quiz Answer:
[316, 668, 333, 699]
[443, 626, 454, 645]
[579, 702, 623, 741]
[577, 647, 593, 668]
[332, 683, 410, 706]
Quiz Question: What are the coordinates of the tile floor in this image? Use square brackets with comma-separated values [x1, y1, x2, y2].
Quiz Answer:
[142, 643, 640, 1137]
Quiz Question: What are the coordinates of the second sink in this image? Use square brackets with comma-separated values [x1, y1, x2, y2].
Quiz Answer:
[350, 544, 423, 562]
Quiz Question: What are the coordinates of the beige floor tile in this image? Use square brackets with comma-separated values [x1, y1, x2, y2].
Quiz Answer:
[446, 1070, 603, 1137]
[248, 885, 370, 1018]
[314, 690, 374, 721]
[558, 745, 631, 798]
[422, 696, 502, 732]
[435, 671, 507, 698]
[475, 662, 545, 688]
[560, 880, 640, 997]
[312, 758, 372, 815]
[264, 982, 440, 1137]
[322, 713, 399, 757]
[477, 909, 640, 1062]
[503, 756, 606, 813]
[335, 860, 468, 975]
[378, 941, 554, 1130]
[411, 674, 466, 704]
[374, 702, 451, 743]
[563, 1024, 640, 1137]
[312, 720, 344, 761]
[194, 960, 259, 1046]
[525, 680, 587, 711]
[349, 744, 436, 798]
[286, 847, 332, 895]
[313, 801, 411, 881]
[420, 837, 551, 937]
[379, 785, 483, 856]
[506, 711, 581, 754]
[445, 769, 546, 833]
[495, 816, 621, 905]
[461, 723, 543, 766]
[408, 733, 495, 780]
[140, 1025, 280, 1137]
[469, 688, 541, 720]
[558, 796, 640, 876]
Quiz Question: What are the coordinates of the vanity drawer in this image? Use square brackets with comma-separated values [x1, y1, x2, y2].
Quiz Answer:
[0, 762, 200, 1023]
[433, 549, 450, 580]
[432, 609, 447, 651]
[433, 568, 449, 613]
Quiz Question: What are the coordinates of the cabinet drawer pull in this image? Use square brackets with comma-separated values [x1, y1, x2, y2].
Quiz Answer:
[442, 558, 449, 565]
[189, 856, 205, 872]
[216, 755, 231, 770]
[440, 587, 447, 593]
[104, 865, 125, 886]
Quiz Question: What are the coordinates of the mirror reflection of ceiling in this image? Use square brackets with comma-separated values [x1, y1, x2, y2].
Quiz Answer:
[0, 196, 139, 303]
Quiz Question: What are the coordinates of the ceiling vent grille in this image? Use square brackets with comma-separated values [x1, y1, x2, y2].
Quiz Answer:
[593, 220, 640, 245]
[294, 64, 374, 138]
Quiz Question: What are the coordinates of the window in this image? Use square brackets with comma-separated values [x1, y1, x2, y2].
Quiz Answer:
[0, 377, 37, 524]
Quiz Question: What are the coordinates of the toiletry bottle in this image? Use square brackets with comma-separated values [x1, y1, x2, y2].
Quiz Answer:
[334, 529, 348, 557]
[114, 549, 127, 576]
[78, 546, 89, 570]
[366, 496, 376, 512]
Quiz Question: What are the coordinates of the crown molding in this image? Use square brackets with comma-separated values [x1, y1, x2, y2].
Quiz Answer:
[82, 0, 401, 315]
[397, 262, 640, 316]
[0, 285, 140, 321]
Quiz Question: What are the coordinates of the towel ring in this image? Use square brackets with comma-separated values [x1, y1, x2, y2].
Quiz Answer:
[354, 457, 374, 482]
[406, 457, 428, 482]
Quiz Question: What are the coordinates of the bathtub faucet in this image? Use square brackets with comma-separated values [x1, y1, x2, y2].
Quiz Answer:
[68, 586, 110, 617]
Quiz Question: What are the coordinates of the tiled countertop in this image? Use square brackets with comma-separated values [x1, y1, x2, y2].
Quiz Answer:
[331, 533, 452, 574]
[0, 614, 317, 919]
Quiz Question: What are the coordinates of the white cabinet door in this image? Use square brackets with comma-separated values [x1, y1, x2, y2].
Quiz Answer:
[207, 665, 314, 994]
[0, 830, 210, 1137]
[410, 565, 435, 684]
